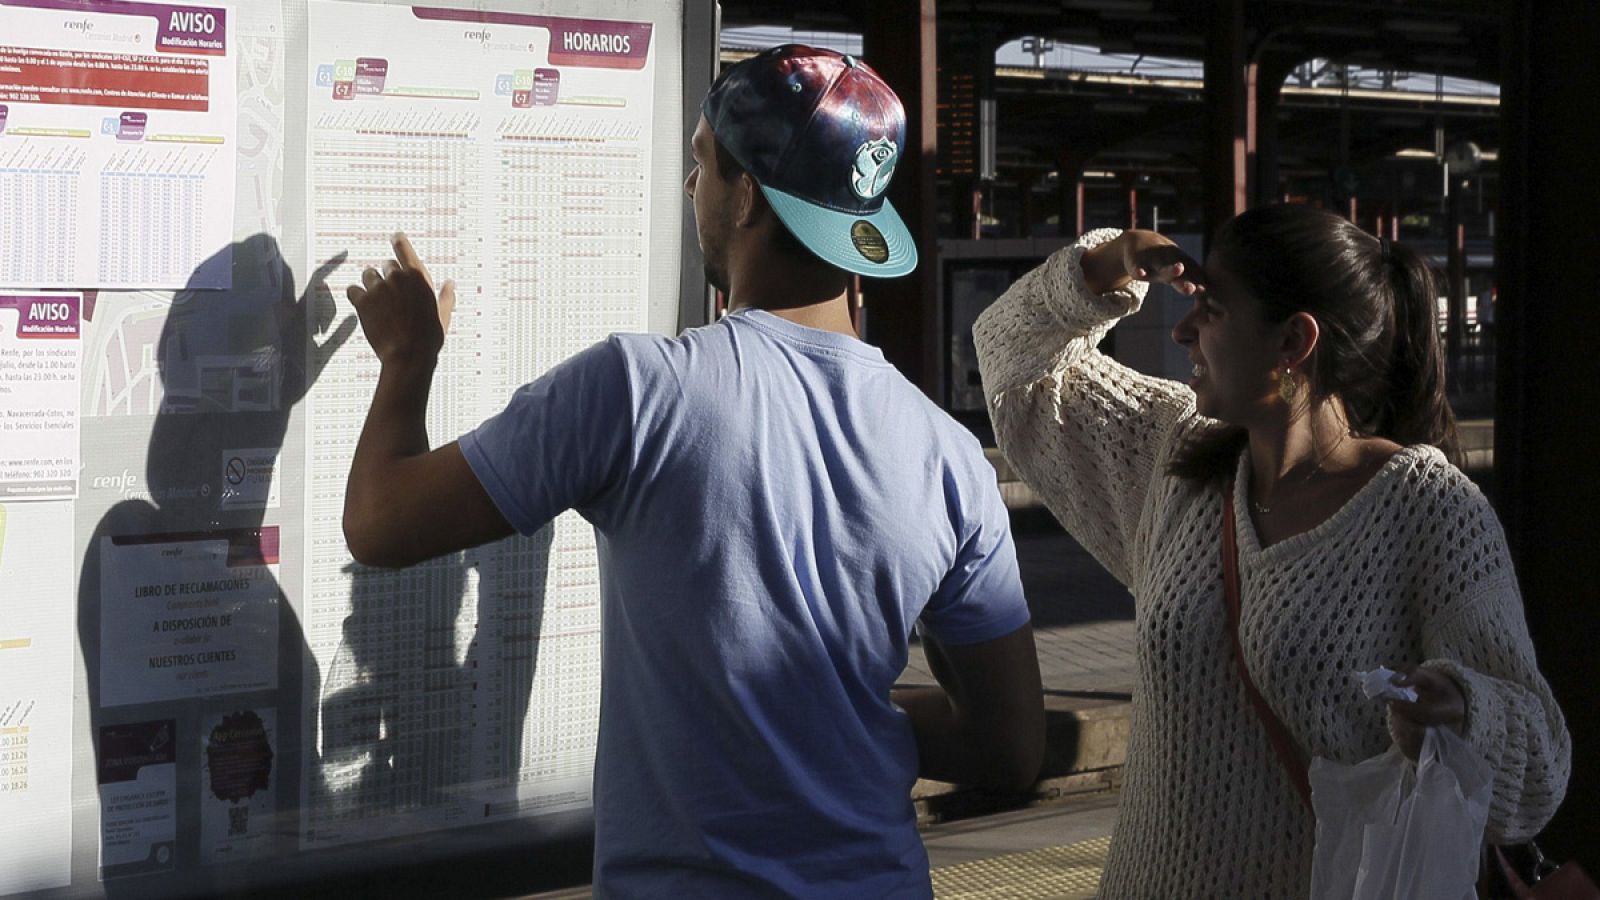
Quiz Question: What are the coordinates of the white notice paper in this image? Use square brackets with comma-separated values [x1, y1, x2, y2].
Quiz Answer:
[0, 0, 238, 289]
[0, 502, 74, 895]
[100, 528, 281, 706]
[0, 293, 81, 501]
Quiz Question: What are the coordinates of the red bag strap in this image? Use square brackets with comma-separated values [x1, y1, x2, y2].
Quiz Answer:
[1494, 845, 1540, 899]
[1222, 487, 1314, 811]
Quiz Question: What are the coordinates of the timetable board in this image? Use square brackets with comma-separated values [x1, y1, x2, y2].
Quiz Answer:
[0, 0, 711, 896]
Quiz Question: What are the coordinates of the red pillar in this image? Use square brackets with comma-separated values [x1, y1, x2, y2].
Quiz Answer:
[1057, 151, 1089, 238]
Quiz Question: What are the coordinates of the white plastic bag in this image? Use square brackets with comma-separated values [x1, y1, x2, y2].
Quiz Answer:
[1309, 726, 1493, 900]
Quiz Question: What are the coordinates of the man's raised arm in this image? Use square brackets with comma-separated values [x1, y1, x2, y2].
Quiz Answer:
[342, 233, 512, 567]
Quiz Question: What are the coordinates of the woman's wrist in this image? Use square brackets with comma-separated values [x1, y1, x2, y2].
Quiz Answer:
[1081, 235, 1132, 296]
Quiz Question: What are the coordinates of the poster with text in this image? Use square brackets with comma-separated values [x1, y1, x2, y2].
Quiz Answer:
[200, 707, 276, 864]
[0, 0, 237, 289]
[0, 293, 81, 501]
[98, 719, 177, 879]
[99, 527, 280, 706]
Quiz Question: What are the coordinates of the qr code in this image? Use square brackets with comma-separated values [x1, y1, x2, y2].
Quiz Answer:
[228, 805, 249, 836]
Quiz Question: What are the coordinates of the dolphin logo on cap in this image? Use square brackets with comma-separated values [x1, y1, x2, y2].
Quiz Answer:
[851, 137, 898, 201]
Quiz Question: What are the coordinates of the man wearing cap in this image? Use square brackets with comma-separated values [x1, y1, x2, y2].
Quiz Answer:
[342, 45, 1044, 898]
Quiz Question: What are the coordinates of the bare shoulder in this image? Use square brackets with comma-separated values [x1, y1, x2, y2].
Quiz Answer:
[1326, 436, 1405, 495]
[1359, 436, 1406, 469]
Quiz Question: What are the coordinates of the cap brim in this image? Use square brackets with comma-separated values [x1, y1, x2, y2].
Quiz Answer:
[759, 185, 918, 279]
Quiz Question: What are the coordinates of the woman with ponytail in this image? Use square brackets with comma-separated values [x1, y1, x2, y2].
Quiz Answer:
[974, 203, 1568, 897]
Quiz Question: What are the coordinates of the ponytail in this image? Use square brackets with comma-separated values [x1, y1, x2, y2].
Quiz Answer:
[1376, 242, 1462, 466]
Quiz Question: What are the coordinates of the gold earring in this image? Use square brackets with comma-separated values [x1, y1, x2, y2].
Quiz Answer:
[1278, 367, 1298, 404]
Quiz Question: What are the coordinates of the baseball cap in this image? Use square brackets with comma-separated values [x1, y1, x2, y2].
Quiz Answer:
[701, 44, 917, 278]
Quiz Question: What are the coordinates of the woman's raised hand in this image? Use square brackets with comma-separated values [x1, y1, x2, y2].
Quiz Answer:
[1083, 228, 1206, 297]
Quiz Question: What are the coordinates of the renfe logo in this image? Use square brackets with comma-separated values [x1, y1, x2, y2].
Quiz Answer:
[63, 19, 93, 31]
[169, 10, 218, 33]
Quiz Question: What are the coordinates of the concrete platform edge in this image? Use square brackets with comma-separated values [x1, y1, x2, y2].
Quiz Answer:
[911, 700, 1130, 826]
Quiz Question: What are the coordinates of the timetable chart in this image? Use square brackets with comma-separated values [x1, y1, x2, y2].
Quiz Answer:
[0, 140, 82, 287]
[304, 104, 485, 699]
[491, 113, 650, 366]
[98, 144, 216, 286]
[306, 558, 479, 842]
[301, 1, 656, 846]
[470, 516, 602, 814]
[0, 0, 238, 290]
[490, 518, 603, 791]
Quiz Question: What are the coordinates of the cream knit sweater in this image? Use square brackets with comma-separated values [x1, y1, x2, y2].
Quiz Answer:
[973, 229, 1570, 898]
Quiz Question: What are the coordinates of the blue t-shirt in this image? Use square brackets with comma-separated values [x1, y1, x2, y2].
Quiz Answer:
[460, 309, 1028, 898]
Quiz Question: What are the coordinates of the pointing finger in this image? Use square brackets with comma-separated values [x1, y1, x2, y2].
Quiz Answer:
[438, 279, 457, 333]
[392, 232, 434, 289]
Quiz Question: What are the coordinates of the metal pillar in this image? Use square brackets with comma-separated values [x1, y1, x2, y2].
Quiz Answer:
[1446, 179, 1466, 384]
[677, 0, 720, 331]
[974, 28, 998, 239]
[1017, 172, 1036, 238]
[1253, 57, 1292, 208]
[1203, 0, 1250, 248]
[863, 0, 939, 395]
[1496, 0, 1600, 862]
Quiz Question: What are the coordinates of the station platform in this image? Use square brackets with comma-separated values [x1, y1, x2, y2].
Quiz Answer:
[525, 795, 1120, 900]
[924, 796, 1119, 899]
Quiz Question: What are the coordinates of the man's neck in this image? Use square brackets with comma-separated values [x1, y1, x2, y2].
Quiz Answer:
[726, 253, 856, 337]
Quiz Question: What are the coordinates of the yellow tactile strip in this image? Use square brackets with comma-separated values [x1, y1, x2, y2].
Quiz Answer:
[930, 835, 1108, 899]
